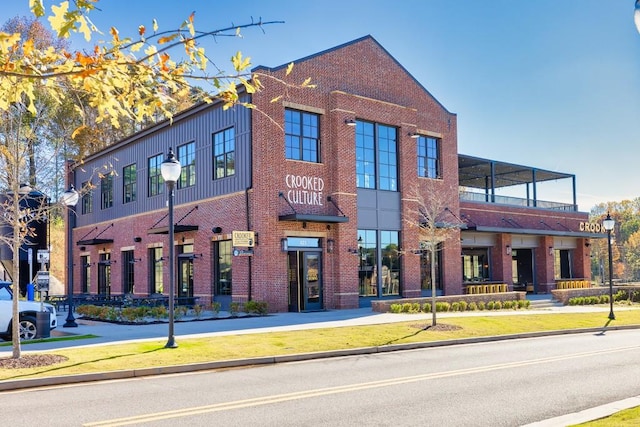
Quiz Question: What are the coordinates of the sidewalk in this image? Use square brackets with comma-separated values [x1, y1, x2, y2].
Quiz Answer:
[2, 301, 640, 426]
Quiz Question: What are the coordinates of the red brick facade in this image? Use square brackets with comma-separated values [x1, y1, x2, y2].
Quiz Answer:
[69, 36, 597, 312]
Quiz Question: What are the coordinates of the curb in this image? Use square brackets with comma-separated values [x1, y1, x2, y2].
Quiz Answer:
[2, 324, 639, 392]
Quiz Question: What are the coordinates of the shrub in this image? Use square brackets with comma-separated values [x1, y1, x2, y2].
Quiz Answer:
[502, 300, 513, 310]
[390, 304, 403, 313]
[422, 302, 432, 313]
[486, 301, 495, 310]
[459, 301, 468, 311]
[451, 302, 460, 312]
[435, 302, 450, 312]
[493, 301, 502, 310]
[477, 301, 485, 311]
[150, 305, 168, 319]
[599, 295, 609, 304]
[468, 302, 477, 311]
[244, 300, 268, 315]
[229, 301, 242, 317]
[401, 303, 413, 313]
[192, 304, 204, 318]
[210, 301, 221, 316]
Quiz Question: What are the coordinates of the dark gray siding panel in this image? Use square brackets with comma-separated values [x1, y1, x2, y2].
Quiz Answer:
[74, 100, 252, 228]
[356, 189, 401, 230]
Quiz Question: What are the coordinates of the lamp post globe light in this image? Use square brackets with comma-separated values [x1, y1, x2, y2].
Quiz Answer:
[602, 211, 616, 321]
[161, 148, 181, 348]
[61, 185, 79, 327]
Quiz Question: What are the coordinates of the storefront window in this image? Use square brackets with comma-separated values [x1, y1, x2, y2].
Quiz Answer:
[358, 230, 377, 297]
[381, 231, 400, 296]
[421, 243, 442, 292]
[554, 249, 573, 279]
[462, 249, 490, 282]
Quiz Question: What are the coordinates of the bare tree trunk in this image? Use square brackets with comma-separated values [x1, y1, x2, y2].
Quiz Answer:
[431, 247, 437, 327]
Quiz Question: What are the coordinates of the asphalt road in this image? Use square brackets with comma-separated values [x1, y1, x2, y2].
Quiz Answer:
[3, 328, 640, 426]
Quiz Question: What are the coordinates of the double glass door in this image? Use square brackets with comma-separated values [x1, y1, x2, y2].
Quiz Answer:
[288, 251, 322, 312]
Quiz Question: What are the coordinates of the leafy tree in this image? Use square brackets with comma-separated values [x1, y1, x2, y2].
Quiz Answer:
[0, 1, 313, 358]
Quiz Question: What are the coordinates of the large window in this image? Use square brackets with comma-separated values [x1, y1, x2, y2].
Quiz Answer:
[381, 231, 400, 296]
[420, 243, 442, 293]
[81, 181, 92, 214]
[462, 249, 490, 282]
[148, 247, 163, 294]
[148, 154, 164, 197]
[356, 121, 397, 190]
[285, 109, 319, 162]
[100, 174, 113, 209]
[122, 250, 135, 294]
[123, 164, 137, 203]
[215, 240, 232, 295]
[177, 141, 196, 188]
[213, 128, 235, 179]
[417, 135, 440, 179]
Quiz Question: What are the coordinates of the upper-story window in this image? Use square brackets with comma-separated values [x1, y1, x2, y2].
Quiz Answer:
[148, 153, 164, 197]
[81, 181, 92, 214]
[356, 121, 397, 190]
[285, 109, 319, 162]
[100, 173, 113, 209]
[213, 128, 235, 179]
[417, 135, 440, 179]
[177, 141, 196, 189]
[123, 164, 137, 203]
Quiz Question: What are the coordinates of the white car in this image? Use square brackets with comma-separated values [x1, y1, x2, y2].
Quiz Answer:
[0, 281, 57, 341]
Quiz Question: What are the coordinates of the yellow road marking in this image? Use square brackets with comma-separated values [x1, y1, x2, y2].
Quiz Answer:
[85, 344, 640, 426]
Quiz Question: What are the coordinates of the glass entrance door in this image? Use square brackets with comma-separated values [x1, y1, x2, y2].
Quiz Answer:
[178, 256, 194, 298]
[287, 251, 323, 312]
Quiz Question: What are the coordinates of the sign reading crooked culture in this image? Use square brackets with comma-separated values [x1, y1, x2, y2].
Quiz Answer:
[579, 222, 606, 233]
[285, 174, 324, 206]
[232, 231, 255, 247]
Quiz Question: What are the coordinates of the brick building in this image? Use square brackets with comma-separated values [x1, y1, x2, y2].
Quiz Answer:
[68, 36, 602, 312]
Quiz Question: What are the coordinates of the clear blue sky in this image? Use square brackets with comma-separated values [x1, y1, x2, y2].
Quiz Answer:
[4, 1, 640, 212]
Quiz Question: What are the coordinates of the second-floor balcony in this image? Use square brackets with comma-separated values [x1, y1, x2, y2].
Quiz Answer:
[458, 154, 578, 212]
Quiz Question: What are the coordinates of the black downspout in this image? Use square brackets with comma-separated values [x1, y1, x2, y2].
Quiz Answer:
[246, 188, 252, 301]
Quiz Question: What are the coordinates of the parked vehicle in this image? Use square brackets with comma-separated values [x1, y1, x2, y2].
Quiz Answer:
[0, 281, 57, 341]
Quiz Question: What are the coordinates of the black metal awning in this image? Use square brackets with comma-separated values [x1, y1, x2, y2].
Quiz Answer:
[147, 225, 199, 235]
[463, 225, 604, 239]
[77, 238, 114, 246]
[278, 214, 349, 223]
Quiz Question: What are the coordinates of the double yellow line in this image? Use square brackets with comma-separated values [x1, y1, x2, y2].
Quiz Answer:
[86, 343, 640, 426]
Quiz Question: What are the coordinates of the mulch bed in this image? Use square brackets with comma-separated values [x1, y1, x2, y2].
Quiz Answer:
[0, 354, 68, 369]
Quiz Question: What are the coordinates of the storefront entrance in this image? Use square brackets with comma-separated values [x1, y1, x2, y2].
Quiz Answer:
[287, 250, 323, 312]
[512, 249, 534, 292]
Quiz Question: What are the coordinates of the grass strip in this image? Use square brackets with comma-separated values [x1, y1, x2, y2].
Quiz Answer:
[1, 310, 639, 381]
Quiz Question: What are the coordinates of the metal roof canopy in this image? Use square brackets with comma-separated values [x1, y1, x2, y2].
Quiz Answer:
[458, 154, 575, 189]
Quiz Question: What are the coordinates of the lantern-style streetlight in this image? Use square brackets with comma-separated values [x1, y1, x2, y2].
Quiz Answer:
[61, 185, 79, 327]
[602, 212, 615, 321]
[161, 148, 181, 348]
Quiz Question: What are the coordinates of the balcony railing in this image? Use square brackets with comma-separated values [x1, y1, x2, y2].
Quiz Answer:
[459, 190, 576, 211]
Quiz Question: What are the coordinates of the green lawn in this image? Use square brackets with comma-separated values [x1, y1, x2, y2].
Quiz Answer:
[2, 309, 640, 381]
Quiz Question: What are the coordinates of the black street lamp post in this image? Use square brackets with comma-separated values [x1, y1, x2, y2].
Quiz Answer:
[161, 148, 181, 348]
[603, 212, 615, 321]
[61, 185, 79, 328]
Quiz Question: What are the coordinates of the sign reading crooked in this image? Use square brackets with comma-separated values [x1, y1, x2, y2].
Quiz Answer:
[232, 231, 255, 247]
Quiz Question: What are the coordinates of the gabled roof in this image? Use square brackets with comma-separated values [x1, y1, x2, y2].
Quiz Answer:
[253, 35, 455, 115]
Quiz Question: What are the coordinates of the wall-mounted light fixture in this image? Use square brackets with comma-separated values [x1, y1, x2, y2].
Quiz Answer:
[506, 245, 511, 255]
[344, 119, 356, 126]
[585, 241, 591, 248]
[327, 239, 335, 253]
[281, 238, 288, 252]
[134, 237, 142, 243]
[212, 226, 222, 233]
[549, 246, 554, 256]
[408, 132, 420, 139]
